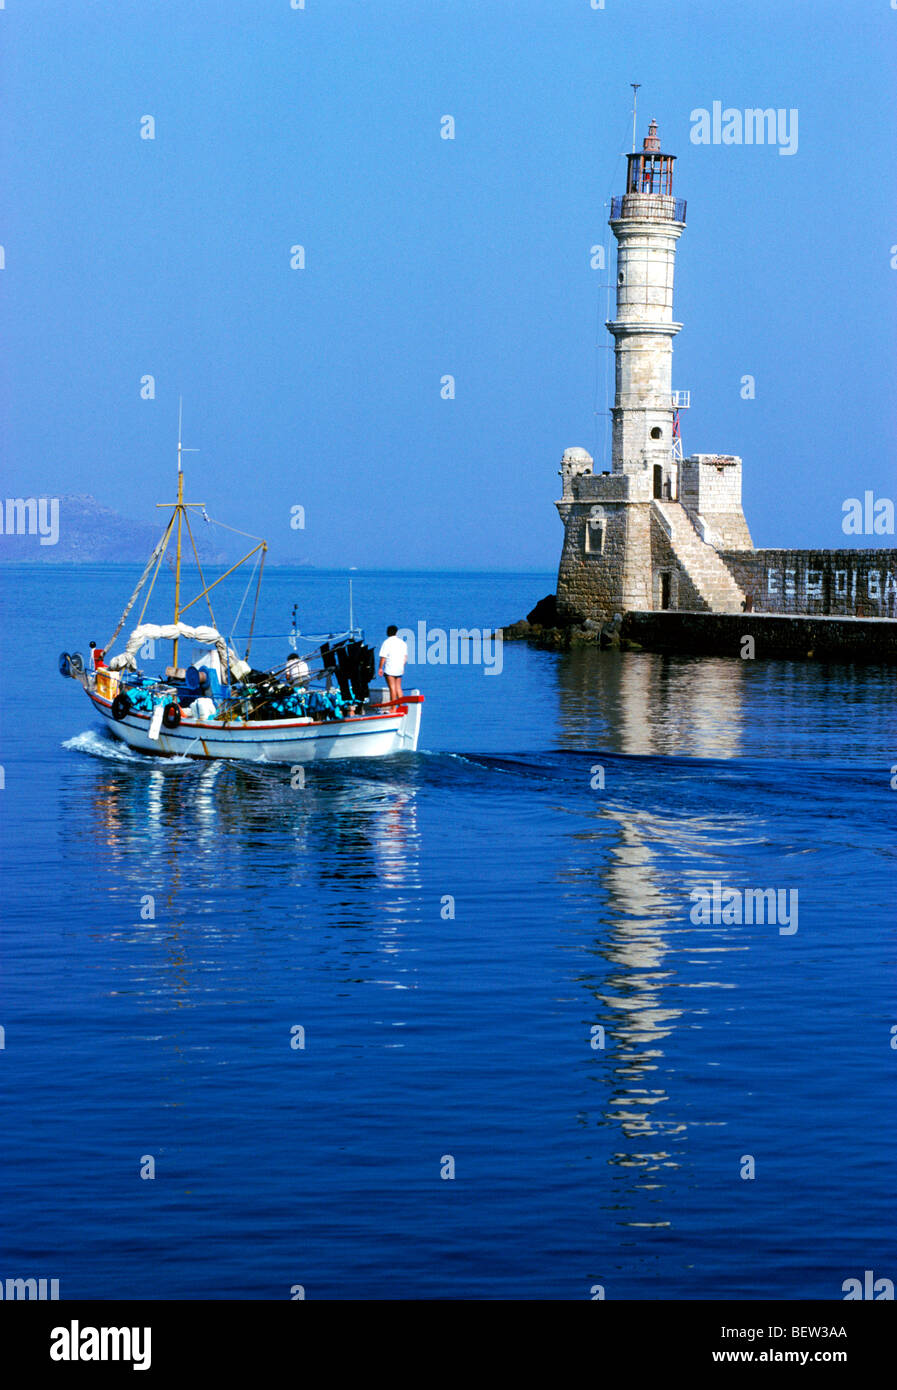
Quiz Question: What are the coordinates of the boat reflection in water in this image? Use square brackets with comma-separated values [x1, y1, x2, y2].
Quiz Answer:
[63, 749, 423, 1023]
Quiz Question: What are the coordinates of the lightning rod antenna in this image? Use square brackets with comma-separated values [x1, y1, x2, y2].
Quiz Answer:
[631, 83, 641, 152]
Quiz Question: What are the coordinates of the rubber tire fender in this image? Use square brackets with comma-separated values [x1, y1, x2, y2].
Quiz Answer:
[112, 692, 132, 720]
[162, 702, 182, 729]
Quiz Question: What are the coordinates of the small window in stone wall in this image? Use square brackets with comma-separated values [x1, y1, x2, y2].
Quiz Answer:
[584, 507, 605, 556]
[650, 427, 663, 440]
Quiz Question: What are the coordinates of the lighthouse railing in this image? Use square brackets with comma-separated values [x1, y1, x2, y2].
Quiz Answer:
[610, 195, 687, 223]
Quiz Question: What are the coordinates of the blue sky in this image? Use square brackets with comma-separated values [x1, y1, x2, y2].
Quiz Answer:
[3, 0, 895, 567]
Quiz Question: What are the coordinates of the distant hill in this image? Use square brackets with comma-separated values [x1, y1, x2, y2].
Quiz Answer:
[0, 494, 228, 564]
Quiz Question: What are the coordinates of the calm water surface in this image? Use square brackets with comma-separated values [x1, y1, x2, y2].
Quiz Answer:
[2, 567, 894, 1299]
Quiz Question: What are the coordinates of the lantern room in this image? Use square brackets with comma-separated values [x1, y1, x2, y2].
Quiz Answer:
[625, 118, 675, 196]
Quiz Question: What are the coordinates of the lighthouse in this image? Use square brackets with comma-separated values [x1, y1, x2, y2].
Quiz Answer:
[608, 118, 685, 498]
[555, 118, 752, 621]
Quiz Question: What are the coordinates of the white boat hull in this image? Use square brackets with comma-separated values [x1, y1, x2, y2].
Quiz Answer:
[86, 688, 424, 762]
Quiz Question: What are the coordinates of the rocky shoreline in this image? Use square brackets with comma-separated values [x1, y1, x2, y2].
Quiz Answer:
[501, 594, 639, 651]
[502, 596, 897, 662]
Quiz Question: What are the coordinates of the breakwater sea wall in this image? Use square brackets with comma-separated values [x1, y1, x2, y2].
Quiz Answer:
[621, 610, 897, 662]
[719, 548, 897, 618]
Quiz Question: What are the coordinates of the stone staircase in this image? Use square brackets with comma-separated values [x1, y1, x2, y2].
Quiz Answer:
[652, 500, 746, 613]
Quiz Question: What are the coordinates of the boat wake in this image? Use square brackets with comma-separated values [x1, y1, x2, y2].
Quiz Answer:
[62, 729, 171, 766]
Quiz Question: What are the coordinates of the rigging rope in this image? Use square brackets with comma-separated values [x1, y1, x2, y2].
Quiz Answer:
[183, 509, 217, 630]
[244, 545, 267, 660]
[104, 517, 174, 653]
[136, 522, 177, 631]
[224, 631, 355, 643]
[228, 546, 262, 649]
[105, 505, 270, 656]
[201, 514, 266, 544]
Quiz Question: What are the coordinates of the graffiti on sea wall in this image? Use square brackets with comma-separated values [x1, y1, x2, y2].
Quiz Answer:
[719, 549, 897, 617]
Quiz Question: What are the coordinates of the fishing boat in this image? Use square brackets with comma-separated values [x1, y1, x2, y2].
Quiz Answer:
[59, 420, 423, 762]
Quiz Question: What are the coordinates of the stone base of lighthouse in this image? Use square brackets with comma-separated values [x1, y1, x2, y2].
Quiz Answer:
[555, 447, 754, 621]
[554, 447, 897, 622]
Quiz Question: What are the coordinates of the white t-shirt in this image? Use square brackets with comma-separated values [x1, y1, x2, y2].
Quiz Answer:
[285, 656, 309, 684]
[379, 635, 408, 676]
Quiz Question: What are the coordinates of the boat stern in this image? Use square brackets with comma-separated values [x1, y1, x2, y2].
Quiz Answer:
[398, 691, 424, 751]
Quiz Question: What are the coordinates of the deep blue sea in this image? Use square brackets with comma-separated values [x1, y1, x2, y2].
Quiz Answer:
[2, 566, 895, 1300]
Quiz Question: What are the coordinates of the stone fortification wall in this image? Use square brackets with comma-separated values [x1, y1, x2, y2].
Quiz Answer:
[680, 454, 753, 550]
[719, 548, 897, 618]
[556, 503, 642, 617]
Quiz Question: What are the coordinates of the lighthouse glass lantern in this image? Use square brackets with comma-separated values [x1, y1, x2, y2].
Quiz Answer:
[626, 118, 675, 195]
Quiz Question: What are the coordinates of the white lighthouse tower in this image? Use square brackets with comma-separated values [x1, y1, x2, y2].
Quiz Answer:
[608, 118, 684, 500]
[555, 117, 752, 621]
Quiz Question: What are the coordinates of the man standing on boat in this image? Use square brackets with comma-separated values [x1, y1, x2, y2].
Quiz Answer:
[378, 625, 408, 705]
[285, 652, 310, 686]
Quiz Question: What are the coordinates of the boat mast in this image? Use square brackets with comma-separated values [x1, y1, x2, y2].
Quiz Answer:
[171, 398, 198, 672]
[149, 403, 264, 677]
[173, 403, 185, 669]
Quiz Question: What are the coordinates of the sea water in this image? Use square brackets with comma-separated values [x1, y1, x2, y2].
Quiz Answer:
[1, 566, 894, 1299]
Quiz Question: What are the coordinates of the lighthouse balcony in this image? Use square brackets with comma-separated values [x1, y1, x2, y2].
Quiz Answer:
[610, 193, 687, 224]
